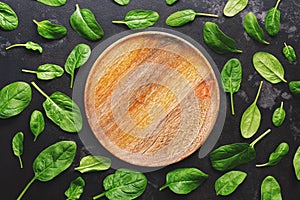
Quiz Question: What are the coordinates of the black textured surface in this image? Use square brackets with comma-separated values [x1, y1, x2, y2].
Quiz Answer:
[0, 0, 300, 199]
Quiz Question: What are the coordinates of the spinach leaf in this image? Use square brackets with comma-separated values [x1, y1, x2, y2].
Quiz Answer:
[30, 110, 45, 142]
[289, 81, 300, 95]
[65, 43, 91, 88]
[244, 12, 269, 44]
[75, 155, 111, 173]
[265, 0, 281, 36]
[210, 129, 271, 171]
[166, 0, 178, 5]
[240, 81, 263, 139]
[283, 42, 297, 62]
[223, 0, 248, 17]
[0, 2, 18, 30]
[17, 141, 77, 200]
[0, 81, 32, 119]
[166, 9, 218, 27]
[31, 82, 83, 133]
[33, 19, 67, 40]
[12, 132, 24, 169]
[159, 168, 208, 194]
[215, 171, 247, 196]
[93, 169, 147, 200]
[252, 52, 287, 84]
[112, 10, 159, 29]
[70, 4, 104, 41]
[256, 142, 289, 167]
[203, 22, 242, 54]
[261, 176, 282, 200]
[114, 0, 130, 5]
[6, 41, 43, 53]
[22, 64, 64, 80]
[272, 101, 286, 127]
[221, 58, 242, 115]
[293, 146, 300, 180]
[36, 0, 66, 7]
[65, 176, 85, 200]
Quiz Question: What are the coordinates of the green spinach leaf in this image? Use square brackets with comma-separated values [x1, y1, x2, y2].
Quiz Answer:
[12, 132, 24, 169]
[65, 176, 85, 200]
[272, 101, 286, 127]
[0, 2, 18, 30]
[283, 42, 297, 62]
[223, 0, 248, 17]
[30, 110, 45, 142]
[240, 81, 263, 139]
[252, 52, 287, 84]
[33, 19, 67, 40]
[244, 12, 269, 44]
[75, 155, 111, 173]
[261, 176, 282, 200]
[93, 169, 147, 200]
[215, 171, 247, 196]
[256, 142, 289, 167]
[6, 41, 43, 53]
[31, 82, 82, 133]
[159, 168, 208, 194]
[36, 0, 66, 7]
[289, 81, 300, 95]
[166, 9, 218, 27]
[17, 141, 77, 200]
[166, 0, 178, 5]
[112, 10, 159, 29]
[22, 64, 64, 80]
[265, 0, 281, 36]
[221, 58, 242, 115]
[293, 146, 300, 180]
[70, 4, 104, 41]
[65, 43, 91, 88]
[203, 22, 242, 54]
[0, 81, 32, 119]
[114, 0, 130, 5]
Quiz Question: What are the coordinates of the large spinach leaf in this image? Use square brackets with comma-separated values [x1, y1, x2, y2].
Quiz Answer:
[22, 64, 64, 80]
[261, 176, 282, 200]
[75, 155, 111, 173]
[65, 176, 85, 200]
[0, 2, 18, 30]
[36, 0, 66, 7]
[223, 0, 248, 17]
[215, 171, 247, 196]
[265, 0, 281, 36]
[33, 19, 67, 40]
[293, 146, 300, 180]
[244, 12, 269, 44]
[12, 132, 24, 169]
[30, 110, 45, 142]
[114, 0, 130, 6]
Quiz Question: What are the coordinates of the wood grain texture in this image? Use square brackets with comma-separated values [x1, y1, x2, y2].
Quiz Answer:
[85, 31, 220, 167]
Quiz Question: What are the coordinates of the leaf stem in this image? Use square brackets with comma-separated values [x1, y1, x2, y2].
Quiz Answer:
[233, 49, 243, 53]
[250, 128, 271, 147]
[256, 163, 269, 167]
[22, 69, 37, 74]
[70, 75, 74, 89]
[6, 43, 26, 50]
[254, 81, 263, 104]
[275, 0, 282, 9]
[195, 13, 219, 18]
[230, 91, 235, 115]
[262, 40, 270, 45]
[159, 184, 169, 191]
[17, 176, 36, 200]
[18, 156, 23, 169]
[31, 81, 49, 99]
[93, 192, 106, 200]
[112, 20, 126, 24]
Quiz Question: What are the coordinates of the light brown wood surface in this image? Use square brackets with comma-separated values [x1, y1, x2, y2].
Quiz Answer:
[85, 31, 220, 167]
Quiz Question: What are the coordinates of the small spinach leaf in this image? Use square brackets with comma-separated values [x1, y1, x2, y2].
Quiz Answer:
[0, 2, 18, 31]
[22, 64, 64, 80]
[203, 22, 242, 54]
[12, 132, 24, 169]
[215, 171, 247, 196]
[30, 110, 45, 142]
[159, 168, 208, 194]
[36, 0, 66, 7]
[6, 41, 43, 53]
[112, 10, 159, 29]
[166, 0, 178, 5]
[244, 12, 269, 44]
[75, 155, 111, 173]
[33, 19, 67, 40]
[272, 101, 286, 127]
[223, 0, 248, 17]
[289, 81, 300, 95]
[256, 142, 289, 167]
[265, 0, 281, 36]
[283, 42, 297, 62]
[114, 0, 130, 6]
[261, 176, 282, 200]
[65, 176, 85, 200]
[293, 146, 300, 180]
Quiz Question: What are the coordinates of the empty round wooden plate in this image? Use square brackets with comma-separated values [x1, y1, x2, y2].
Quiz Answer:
[84, 30, 220, 167]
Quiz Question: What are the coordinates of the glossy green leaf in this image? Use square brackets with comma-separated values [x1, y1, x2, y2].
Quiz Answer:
[240, 81, 263, 139]
[215, 171, 247, 196]
[33, 19, 67, 40]
[265, 0, 281, 36]
[166, 0, 178, 5]
[30, 110, 45, 142]
[256, 142, 289, 167]
[261, 176, 282, 200]
[6, 41, 43, 53]
[93, 169, 147, 200]
[244, 12, 269, 44]
[17, 141, 77, 200]
[22, 64, 64, 80]
[272, 102, 286, 127]
[70, 4, 104, 41]
[283, 42, 297, 62]
[75, 155, 111, 173]
[221, 58, 242, 115]
[112, 10, 159, 29]
[114, 0, 130, 5]
[203, 22, 242, 54]
[223, 0, 248, 17]
[12, 132, 24, 169]
[166, 9, 218, 27]
[253, 52, 286, 84]
[159, 168, 208, 194]
[293, 146, 300, 180]
[65, 43, 91, 88]
[65, 176, 85, 200]
[0, 2, 18, 30]
[31, 82, 83, 133]
[289, 81, 300, 95]
[0, 81, 32, 119]
[36, 0, 66, 7]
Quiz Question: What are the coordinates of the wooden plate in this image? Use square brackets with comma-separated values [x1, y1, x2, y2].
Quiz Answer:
[84, 31, 220, 167]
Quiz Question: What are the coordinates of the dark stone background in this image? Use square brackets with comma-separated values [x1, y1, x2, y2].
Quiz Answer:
[0, 0, 299, 199]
